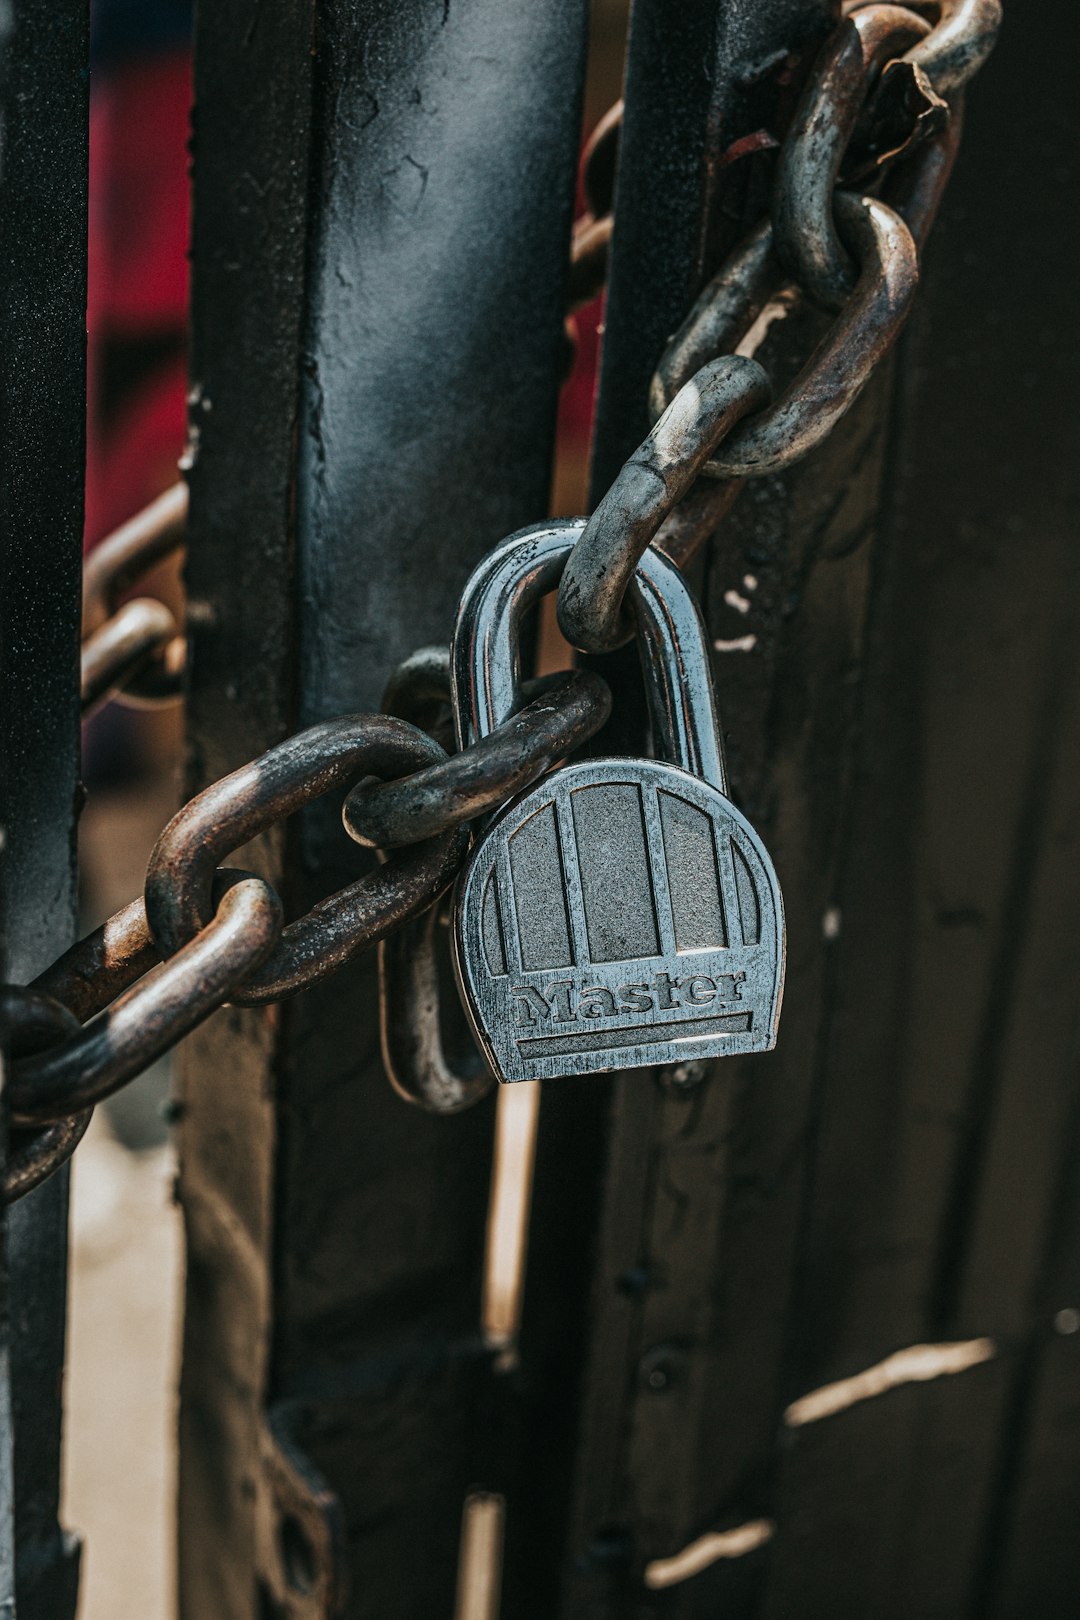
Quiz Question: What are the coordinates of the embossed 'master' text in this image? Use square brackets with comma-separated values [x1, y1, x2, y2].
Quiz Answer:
[512, 969, 747, 1026]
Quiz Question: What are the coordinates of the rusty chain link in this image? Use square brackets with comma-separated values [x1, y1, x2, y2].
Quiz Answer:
[0, 989, 92, 1203]
[80, 480, 188, 714]
[1, 0, 1000, 1180]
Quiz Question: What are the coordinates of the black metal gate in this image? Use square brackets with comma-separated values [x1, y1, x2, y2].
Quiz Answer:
[2, 1, 1080, 1617]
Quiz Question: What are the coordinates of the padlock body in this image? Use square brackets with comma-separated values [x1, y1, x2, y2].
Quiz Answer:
[453, 758, 785, 1083]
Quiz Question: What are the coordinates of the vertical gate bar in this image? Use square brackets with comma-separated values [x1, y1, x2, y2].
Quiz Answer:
[181, 3, 590, 1616]
[178, 4, 315, 1617]
[0, 14, 16, 1613]
[0, 2, 88, 1616]
[554, 4, 913, 1617]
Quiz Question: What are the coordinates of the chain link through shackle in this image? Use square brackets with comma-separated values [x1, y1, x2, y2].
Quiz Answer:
[1, 0, 1001, 1187]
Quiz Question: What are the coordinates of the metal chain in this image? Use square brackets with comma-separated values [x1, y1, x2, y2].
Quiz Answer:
[0, 0, 1000, 1186]
[80, 481, 188, 714]
[557, 0, 999, 654]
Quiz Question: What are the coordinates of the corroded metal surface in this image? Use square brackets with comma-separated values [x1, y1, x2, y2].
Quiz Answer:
[145, 715, 466, 1004]
[0, 992, 89, 1206]
[773, 5, 933, 309]
[344, 671, 611, 849]
[558, 357, 770, 653]
[80, 482, 187, 708]
[652, 194, 919, 479]
[11, 880, 283, 1121]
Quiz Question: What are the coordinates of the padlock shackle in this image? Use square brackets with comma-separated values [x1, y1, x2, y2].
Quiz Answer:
[451, 521, 729, 796]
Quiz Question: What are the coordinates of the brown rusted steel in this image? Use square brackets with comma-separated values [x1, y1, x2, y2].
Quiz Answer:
[581, 99, 622, 220]
[81, 480, 188, 631]
[652, 478, 741, 572]
[28, 871, 299, 1022]
[231, 830, 466, 1006]
[773, 5, 935, 311]
[343, 669, 612, 849]
[632, 105, 958, 583]
[80, 595, 178, 715]
[81, 480, 188, 706]
[566, 214, 613, 315]
[144, 714, 469, 1005]
[378, 900, 494, 1113]
[380, 645, 455, 746]
[848, 0, 1002, 97]
[8, 876, 283, 1123]
[555, 4, 980, 660]
[0, 988, 91, 1204]
[648, 219, 781, 427]
[4, 1107, 91, 1204]
[31, 893, 159, 1024]
[652, 192, 918, 480]
[557, 355, 770, 653]
[885, 91, 966, 248]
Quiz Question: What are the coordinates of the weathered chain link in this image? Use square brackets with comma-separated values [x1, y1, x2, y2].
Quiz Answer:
[1, 693, 610, 1157]
[565, 100, 621, 315]
[343, 669, 611, 850]
[80, 480, 188, 714]
[2, 4, 1000, 1179]
[144, 716, 470, 1007]
[0, 989, 92, 1203]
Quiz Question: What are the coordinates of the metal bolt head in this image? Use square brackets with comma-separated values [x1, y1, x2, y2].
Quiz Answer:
[639, 1344, 686, 1394]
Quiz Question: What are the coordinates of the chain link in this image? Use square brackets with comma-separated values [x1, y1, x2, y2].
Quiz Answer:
[0, 989, 92, 1203]
[80, 480, 188, 714]
[144, 715, 470, 1006]
[1, 1, 1000, 1178]
[343, 669, 611, 849]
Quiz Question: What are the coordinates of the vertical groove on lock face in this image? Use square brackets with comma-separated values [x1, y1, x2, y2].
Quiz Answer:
[482, 871, 507, 978]
[732, 840, 761, 946]
[658, 790, 728, 951]
[510, 803, 574, 971]
[570, 783, 660, 963]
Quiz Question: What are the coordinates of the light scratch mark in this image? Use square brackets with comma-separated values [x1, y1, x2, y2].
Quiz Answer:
[644, 1521, 775, 1589]
[736, 292, 797, 359]
[784, 1339, 996, 1429]
[454, 1494, 504, 1620]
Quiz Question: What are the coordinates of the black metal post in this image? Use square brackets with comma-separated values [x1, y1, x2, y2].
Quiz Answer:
[0, 2, 88, 1616]
[181, 4, 589, 1615]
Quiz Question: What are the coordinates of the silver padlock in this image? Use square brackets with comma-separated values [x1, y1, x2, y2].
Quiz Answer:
[451, 520, 785, 1084]
[450, 524, 786, 1088]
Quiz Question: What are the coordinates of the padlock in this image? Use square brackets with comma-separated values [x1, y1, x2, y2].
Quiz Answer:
[451, 520, 785, 1083]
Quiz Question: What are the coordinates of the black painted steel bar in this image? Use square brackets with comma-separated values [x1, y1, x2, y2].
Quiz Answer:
[0, 15, 14, 1609]
[0, 2, 88, 1616]
[180, 3, 589, 1615]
